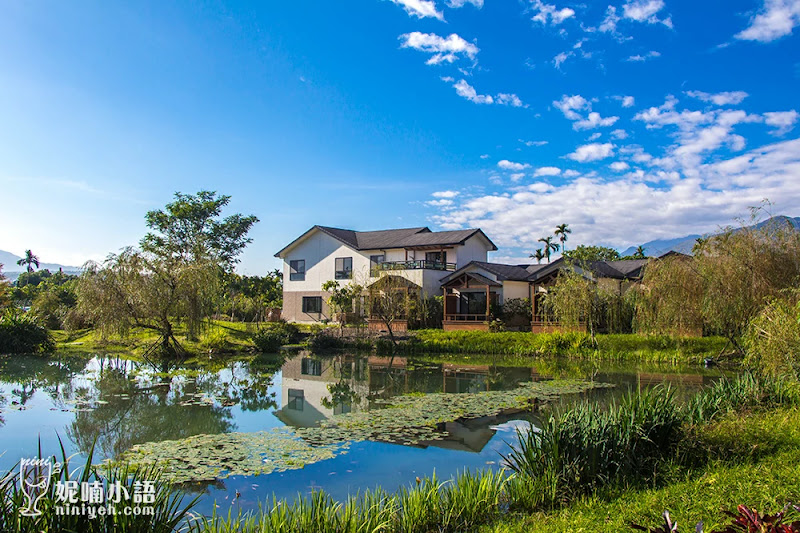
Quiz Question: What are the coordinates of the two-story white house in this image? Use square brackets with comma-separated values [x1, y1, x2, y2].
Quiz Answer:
[274, 225, 497, 323]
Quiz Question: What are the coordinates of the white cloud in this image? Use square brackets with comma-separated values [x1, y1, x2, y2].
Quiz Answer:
[611, 129, 629, 139]
[553, 51, 574, 69]
[588, 132, 602, 141]
[609, 161, 631, 171]
[686, 90, 749, 106]
[622, 0, 673, 27]
[735, 0, 800, 42]
[426, 198, 454, 207]
[496, 93, 526, 107]
[534, 166, 562, 176]
[452, 79, 494, 104]
[520, 139, 549, 147]
[480, 154, 490, 159]
[447, 0, 483, 7]
[626, 51, 661, 62]
[620, 96, 635, 107]
[400, 32, 479, 65]
[531, 0, 576, 25]
[599, 6, 621, 32]
[432, 190, 460, 198]
[553, 94, 590, 120]
[510, 173, 527, 182]
[390, 0, 445, 20]
[567, 142, 615, 162]
[554, 94, 618, 130]
[429, 138, 800, 254]
[498, 160, 531, 171]
[574, 112, 620, 130]
[445, 79, 525, 107]
[764, 110, 799, 135]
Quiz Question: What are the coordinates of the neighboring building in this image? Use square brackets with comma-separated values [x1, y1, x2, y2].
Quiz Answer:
[275, 225, 497, 323]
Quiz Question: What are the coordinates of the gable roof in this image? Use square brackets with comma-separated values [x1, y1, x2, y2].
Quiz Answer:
[470, 261, 533, 281]
[275, 225, 497, 257]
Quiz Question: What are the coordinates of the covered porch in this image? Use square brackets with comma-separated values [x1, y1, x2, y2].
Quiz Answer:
[441, 272, 501, 331]
[366, 274, 421, 333]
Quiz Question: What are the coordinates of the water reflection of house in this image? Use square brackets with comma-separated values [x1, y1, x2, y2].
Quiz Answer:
[274, 354, 543, 453]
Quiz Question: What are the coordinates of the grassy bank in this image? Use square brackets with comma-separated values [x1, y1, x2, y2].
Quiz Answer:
[484, 407, 800, 532]
[403, 330, 728, 363]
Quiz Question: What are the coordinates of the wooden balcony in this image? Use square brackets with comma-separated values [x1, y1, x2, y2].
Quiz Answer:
[443, 313, 490, 331]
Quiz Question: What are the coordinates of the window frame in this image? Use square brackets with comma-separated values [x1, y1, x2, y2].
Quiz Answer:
[289, 259, 306, 281]
[334, 256, 353, 280]
[302, 296, 322, 314]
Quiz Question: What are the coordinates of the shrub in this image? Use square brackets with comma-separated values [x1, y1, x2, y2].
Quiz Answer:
[251, 322, 300, 352]
[744, 290, 800, 381]
[308, 332, 343, 353]
[0, 309, 54, 354]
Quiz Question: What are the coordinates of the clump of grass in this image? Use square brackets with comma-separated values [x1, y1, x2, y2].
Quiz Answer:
[194, 470, 506, 533]
[0, 441, 199, 532]
[503, 386, 684, 510]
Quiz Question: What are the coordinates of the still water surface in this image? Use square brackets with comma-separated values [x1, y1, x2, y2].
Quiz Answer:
[0, 352, 724, 514]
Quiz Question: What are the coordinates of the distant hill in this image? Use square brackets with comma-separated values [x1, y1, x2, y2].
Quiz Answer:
[0, 250, 83, 282]
[621, 215, 800, 257]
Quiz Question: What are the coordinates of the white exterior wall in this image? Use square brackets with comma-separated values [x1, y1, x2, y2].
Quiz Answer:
[502, 281, 531, 302]
[282, 231, 371, 291]
[452, 234, 492, 265]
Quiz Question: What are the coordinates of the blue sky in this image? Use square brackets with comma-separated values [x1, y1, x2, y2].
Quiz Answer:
[1, 0, 798, 272]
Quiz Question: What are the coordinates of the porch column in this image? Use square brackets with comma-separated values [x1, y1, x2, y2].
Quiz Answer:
[485, 284, 490, 318]
[532, 285, 537, 321]
[443, 286, 447, 324]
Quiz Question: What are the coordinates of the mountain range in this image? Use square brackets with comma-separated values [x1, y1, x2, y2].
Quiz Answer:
[620, 215, 800, 257]
[0, 250, 82, 282]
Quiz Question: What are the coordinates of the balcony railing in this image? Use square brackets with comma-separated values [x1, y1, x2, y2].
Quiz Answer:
[444, 313, 489, 322]
[371, 260, 457, 276]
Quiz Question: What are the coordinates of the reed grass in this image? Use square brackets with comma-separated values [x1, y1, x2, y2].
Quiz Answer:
[0, 440, 199, 532]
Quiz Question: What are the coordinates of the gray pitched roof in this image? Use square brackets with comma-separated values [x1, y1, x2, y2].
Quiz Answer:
[470, 261, 533, 281]
[605, 259, 649, 278]
[276, 225, 497, 257]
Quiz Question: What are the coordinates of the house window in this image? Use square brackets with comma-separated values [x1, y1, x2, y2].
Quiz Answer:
[302, 296, 322, 314]
[426, 251, 447, 264]
[461, 292, 488, 315]
[335, 257, 353, 279]
[370, 254, 385, 267]
[290, 260, 306, 281]
[288, 389, 304, 411]
[301, 358, 322, 376]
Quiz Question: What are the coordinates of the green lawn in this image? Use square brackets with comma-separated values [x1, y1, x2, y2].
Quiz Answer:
[483, 407, 800, 532]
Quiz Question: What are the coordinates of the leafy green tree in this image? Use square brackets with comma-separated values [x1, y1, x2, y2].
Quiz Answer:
[16, 250, 40, 273]
[538, 236, 559, 263]
[0, 264, 9, 309]
[322, 280, 364, 336]
[141, 190, 258, 270]
[554, 223, 571, 252]
[140, 191, 258, 338]
[633, 245, 647, 259]
[562, 245, 621, 263]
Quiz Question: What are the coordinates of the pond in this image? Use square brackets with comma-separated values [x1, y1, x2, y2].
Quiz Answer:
[0, 351, 726, 515]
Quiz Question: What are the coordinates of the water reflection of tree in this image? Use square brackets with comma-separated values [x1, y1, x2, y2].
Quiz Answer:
[0, 355, 90, 407]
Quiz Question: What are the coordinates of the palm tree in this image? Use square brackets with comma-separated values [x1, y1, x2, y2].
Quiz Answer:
[529, 248, 546, 264]
[538, 236, 559, 263]
[16, 250, 40, 273]
[554, 223, 571, 252]
[633, 245, 646, 259]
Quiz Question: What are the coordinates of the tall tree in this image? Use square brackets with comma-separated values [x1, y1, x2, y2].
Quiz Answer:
[141, 191, 258, 270]
[554, 223, 571, 252]
[633, 245, 647, 259]
[529, 249, 546, 264]
[0, 264, 9, 309]
[140, 191, 258, 338]
[538, 236, 559, 263]
[562, 245, 621, 263]
[16, 250, 40, 273]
